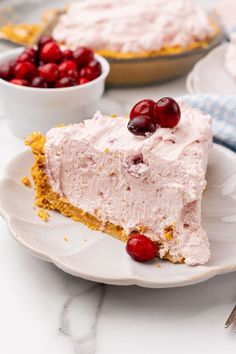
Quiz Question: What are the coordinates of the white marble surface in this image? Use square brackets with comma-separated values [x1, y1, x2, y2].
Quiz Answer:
[0, 0, 236, 353]
[0, 77, 236, 354]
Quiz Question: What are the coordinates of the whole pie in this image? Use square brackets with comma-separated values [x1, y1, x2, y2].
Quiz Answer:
[53, 0, 218, 59]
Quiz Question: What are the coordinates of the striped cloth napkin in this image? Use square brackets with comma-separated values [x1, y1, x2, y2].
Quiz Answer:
[180, 95, 236, 152]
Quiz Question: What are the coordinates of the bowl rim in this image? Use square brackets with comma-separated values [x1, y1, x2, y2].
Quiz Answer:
[0, 48, 110, 92]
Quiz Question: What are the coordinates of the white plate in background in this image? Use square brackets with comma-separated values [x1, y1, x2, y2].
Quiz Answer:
[186, 43, 236, 94]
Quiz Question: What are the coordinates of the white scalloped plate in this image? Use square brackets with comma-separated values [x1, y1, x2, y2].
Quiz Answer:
[186, 43, 236, 95]
[0, 144, 236, 288]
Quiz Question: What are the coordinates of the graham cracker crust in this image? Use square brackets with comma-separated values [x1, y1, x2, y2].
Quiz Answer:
[25, 131, 184, 264]
[95, 18, 219, 59]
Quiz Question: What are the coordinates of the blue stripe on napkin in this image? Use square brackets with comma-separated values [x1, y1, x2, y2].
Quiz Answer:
[179, 95, 236, 152]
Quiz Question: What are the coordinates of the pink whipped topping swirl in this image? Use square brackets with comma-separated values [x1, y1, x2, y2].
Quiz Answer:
[53, 0, 215, 53]
[225, 34, 236, 79]
[45, 104, 212, 265]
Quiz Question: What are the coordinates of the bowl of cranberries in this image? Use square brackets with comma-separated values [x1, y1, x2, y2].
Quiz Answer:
[0, 36, 110, 138]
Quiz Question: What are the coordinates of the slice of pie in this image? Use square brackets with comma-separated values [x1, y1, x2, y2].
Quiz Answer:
[26, 102, 212, 265]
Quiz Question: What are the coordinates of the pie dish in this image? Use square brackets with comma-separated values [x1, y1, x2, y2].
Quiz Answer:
[0, 143, 236, 287]
[51, 0, 223, 86]
[25, 102, 212, 266]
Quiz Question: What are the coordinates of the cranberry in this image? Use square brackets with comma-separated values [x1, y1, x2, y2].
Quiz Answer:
[154, 97, 181, 128]
[62, 49, 73, 61]
[10, 78, 28, 86]
[18, 48, 37, 64]
[14, 61, 37, 81]
[130, 99, 155, 121]
[39, 63, 58, 83]
[38, 35, 54, 49]
[31, 76, 48, 88]
[80, 60, 101, 81]
[58, 60, 77, 79]
[40, 42, 62, 63]
[73, 46, 94, 67]
[126, 234, 158, 262]
[0, 63, 13, 81]
[55, 77, 76, 88]
[78, 77, 89, 85]
[127, 116, 156, 136]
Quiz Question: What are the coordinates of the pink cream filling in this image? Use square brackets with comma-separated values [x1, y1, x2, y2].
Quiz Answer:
[45, 104, 212, 265]
[53, 0, 215, 53]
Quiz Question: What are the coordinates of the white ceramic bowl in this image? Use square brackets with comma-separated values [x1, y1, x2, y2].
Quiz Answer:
[0, 48, 110, 138]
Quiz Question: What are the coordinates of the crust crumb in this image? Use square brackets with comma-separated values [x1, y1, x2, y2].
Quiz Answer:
[111, 114, 117, 118]
[64, 236, 69, 242]
[164, 225, 175, 241]
[25, 132, 46, 155]
[137, 225, 147, 234]
[21, 176, 31, 188]
[37, 208, 49, 222]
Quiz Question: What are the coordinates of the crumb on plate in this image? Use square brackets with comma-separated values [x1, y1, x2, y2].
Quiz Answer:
[21, 176, 31, 188]
[37, 208, 49, 222]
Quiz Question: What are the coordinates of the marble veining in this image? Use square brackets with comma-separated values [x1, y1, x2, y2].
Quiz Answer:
[59, 283, 106, 354]
[0, 82, 236, 353]
[0, 1, 236, 350]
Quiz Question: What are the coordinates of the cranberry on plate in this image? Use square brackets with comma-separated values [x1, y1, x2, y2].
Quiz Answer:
[126, 234, 158, 262]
